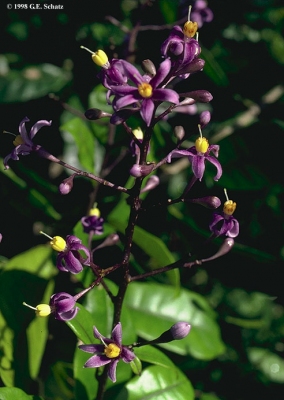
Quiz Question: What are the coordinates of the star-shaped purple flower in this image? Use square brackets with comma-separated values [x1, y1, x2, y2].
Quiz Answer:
[109, 58, 180, 126]
[49, 292, 79, 321]
[167, 137, 222, 181]
[56, 235, 90, 274]
[79, 322, 135, 382]
[4, 117, 53, 170]
[81, 215, 104, 235]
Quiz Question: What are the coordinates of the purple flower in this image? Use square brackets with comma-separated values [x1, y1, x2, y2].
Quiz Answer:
[81, 215, 104, 235]
[209, 197, 239, 238]
[167, 136, 222, 181]
[3, 117, 53, 169]
[109, 58, 180, 126]
[54, 235, 90, 274]
[79, 322, 135, 382]
[50, 292, 79, 321]
[161, 25, 201, 77]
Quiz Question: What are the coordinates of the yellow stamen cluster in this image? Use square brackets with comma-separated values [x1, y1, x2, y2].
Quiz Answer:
[138, 83, 153, 98]
[89, 207, 101, 217]
[104, 343, 121, 359]
[50, 236, 66, 252]
[91, 49, 109, 67]
[13, 135, 25, 146]
[223, 200, 237, 216]
[195, 137, 209, 153]
[23, 302, 51, 317]
[183, 21, 198, 38]
[133, 127, 144, 140]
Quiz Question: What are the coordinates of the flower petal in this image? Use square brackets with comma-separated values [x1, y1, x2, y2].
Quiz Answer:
[84, 354, 111, 368]
[115, 93, 140, 110]
[152, 88, 179, 104]
[120, 61, 144, 85]
[191, 155, 205, 180]
[206, 155, 222, 181]
[29, 119, 52, 140]
[79, 344, 105, 353]
[108, 359, 119, 382]
[151, 58, 172, 88]
[140, 99, 155, 126]
[111, 322, 122, 345]
[121, 347, 135, 363]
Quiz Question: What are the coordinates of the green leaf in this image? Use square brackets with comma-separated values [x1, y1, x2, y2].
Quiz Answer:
[247, 347, 284, 383]
[0, 387, 43, 400]
[73, 347, 98, 400]
[0, 63, 71, 104]
[115, 364, 194, 400]
[133, 345, 176, 369]
[130, 356, 142, 376]
[66, 304, 95, 344]
[60, 117, 96, 173]
[124, 282, 225, 360]
[0, 313, 14, 387]
[26, 280, 55, 379]
[159, 0, 178, 23]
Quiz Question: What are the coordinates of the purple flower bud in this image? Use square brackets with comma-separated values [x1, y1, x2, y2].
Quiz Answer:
[177, 58, 205, 75]
[179, 90, 213, 103]
[59, 174, 75, 195]
[141, 59, 156, 77]
[199, 110, 211, 128]
[0, 233, 2, 243]
[141, 175, 160, 193]
[189, 196, 221, 209]
[174, 125, 185, 141]
[201, 238, 235, 263]
[130, 163, 155, 178]
[50, 292, 79, 321]
[85, 108, 112, 120]
[170, 322, 191, 340]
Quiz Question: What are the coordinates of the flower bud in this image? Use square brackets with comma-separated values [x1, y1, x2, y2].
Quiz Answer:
[59, 174, 75, 195]
[201, 238, 235, 263]
[141, 59, 156, 77]
[85, 108, 112, 120]
[178, 58, 205, 75]
[0, 233, 2, 243]
[130, 163, 155, 178]
[174, 125, 185, 142]
[170, 322, 191, 340]
[180, 90, 213, 103]
[199, 110, 211, 128]
[141, 175, 160, 193]
[189, 196, 221, 209]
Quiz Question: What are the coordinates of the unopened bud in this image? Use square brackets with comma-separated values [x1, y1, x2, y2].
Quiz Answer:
[178, 58, 205, 75]
[59, 174, 75, 195]
[174, 125, 185, 142]
[180, 90, 213, 103]
[201, 238, 234, 263]
[188, 196, 221, 209]
[170, 322, 191, 340]
[141, 175, 160, 193]
[199, 110, 211, 128]
[141, 59, 156, 77]
[130, 163, 155, 178]
[85, 108, 112, 120]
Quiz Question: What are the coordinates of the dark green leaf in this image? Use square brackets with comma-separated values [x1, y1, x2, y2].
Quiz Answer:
[247, 347, 284, 383]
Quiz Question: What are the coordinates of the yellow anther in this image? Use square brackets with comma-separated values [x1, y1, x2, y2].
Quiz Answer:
[138, 83, 153, 98]
[183, 21, 198, 38]
[23, 302, 51, 317]
[104, 343, 121, 358]
[89, 207, 101, 217]
[133, 127, 144, 140]
[223, 200, 237, 215]
[223, 189, 236, 215]
[80, 46, 109, 67]
[50, 236, 66, 252]
[195, 137, 209, 153]
[13, 135, 25, 146]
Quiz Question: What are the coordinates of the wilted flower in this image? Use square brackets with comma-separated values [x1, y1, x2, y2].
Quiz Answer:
[209, 189, 239, 238]
[79, 322, 135, 382]
[3, 117, 59, 169]
[167, 127, 222, 181]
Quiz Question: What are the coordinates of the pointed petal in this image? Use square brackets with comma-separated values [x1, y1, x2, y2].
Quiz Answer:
[18, 117, 30, 143]
[121, 347, 135, 363]
[152, 88, 179, 104]
[84, 354, 111, 368]
[140, 99, 155, 126]
[120, 60, 143, 85]
[29, 119, 52, 140]
[151, 58, 172, 87]
[108, 359, 119, 382]
[111, 322, 122, 345]
[60, 252, 83, 274]
[227, 218, 239, 238]
[115, 93, 140, 109]
[192, 155, 205, 180]
[93, 326, 107, 341]
[111, 85, 137, 96]
[206, 155, 222, 181]
[79, 344, 105, 353]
